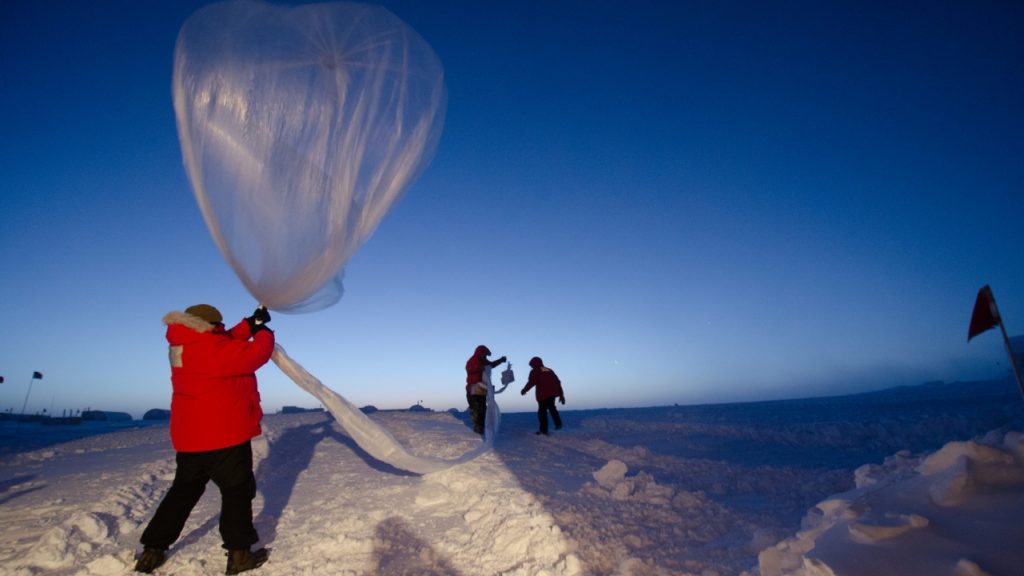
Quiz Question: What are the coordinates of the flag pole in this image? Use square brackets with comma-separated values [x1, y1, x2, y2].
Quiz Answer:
[18, 376, 35, 428]
[968, 285, 1024, 400]
[18, 372, 42, 425]
[997, 317, 1024, 401]
[19, 377, 34, 419]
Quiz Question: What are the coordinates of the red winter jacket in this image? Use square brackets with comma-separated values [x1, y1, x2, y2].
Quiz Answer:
[522, 356, 564, 402]
[466, 345, 500, 395]
[164, 311, 275, 452]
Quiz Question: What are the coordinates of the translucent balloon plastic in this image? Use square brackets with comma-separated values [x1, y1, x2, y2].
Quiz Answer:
[173, 0, 446, 312]
[273, 345, 501, 475]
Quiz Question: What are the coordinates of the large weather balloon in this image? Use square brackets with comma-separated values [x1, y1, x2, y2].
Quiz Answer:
[173, 0, 446, 313]
[172, 2, 501, 474]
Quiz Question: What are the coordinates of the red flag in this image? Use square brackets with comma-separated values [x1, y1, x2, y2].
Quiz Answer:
[967, 285, 1001, 342]
[32, 371, 43, 380]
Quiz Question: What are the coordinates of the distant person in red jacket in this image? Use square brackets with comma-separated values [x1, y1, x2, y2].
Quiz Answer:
[521, 356, 565, 435]
[135, 304, 274, 575]
[465, 345, 506, 435]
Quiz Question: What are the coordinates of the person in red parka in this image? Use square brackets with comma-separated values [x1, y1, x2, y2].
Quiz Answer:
[521, 356, 565, 435]
[135, 304, 274, 575]
[465, 345, 506, 435]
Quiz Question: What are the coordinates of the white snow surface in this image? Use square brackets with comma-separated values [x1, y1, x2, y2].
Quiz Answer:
[1, 379, 1022, 576]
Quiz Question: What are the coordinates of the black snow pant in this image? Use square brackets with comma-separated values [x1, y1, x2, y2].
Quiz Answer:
[140, 440, 259, 551]
[537, 397, 562, 434]
[467, 393, 486, 434]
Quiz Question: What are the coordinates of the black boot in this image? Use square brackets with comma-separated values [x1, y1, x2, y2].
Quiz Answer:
[134, 547, 166, 573]
[226, 547, 268, 574]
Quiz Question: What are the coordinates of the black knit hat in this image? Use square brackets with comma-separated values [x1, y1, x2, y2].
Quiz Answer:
[185, 304, 223, 325]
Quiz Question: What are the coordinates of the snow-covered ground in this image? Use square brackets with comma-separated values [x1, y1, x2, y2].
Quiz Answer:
[1, 378, 1022, 576]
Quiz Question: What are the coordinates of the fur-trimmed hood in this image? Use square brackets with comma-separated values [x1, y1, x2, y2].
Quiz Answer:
[163, 310, 217, 333]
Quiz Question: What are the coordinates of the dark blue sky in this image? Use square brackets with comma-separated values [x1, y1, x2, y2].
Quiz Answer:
[2, 0, 1023, 417]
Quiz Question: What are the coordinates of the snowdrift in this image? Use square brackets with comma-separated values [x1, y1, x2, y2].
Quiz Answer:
[760, 430, 1024, 576]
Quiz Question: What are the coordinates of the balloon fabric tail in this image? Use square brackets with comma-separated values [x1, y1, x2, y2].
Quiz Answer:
[271, 344, 494, 474]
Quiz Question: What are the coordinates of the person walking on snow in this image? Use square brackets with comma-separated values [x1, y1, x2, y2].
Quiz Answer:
[134, 304, 274, 575]
[521, 356, 565, 435]
[465, 345, 506, 435]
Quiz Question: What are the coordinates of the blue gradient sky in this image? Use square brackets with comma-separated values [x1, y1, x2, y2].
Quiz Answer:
[2, 0, 1023, 418]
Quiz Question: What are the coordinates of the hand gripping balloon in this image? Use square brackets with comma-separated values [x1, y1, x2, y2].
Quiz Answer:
[173, 0, 446, 313]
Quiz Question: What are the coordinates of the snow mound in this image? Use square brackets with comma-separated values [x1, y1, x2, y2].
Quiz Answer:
[593, 459, 628, 488]
[588, 459, 675, 505]
[759, 429, 1024, 576]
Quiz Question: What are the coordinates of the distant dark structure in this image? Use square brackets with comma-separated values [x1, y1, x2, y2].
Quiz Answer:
[408, 404, 430, 412]
[143, 409, 171, 421]
[360, 405, 378, 414]
[279, 406, 325, 414]
[81, 410, 133, 422]
[42, 416, 82, 426]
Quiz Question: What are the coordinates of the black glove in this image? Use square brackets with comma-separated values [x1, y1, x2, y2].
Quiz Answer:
[495, 356, 507, 365]
[559, 396, 565, 405]
[246, 306, 272, 334]
[520, 389, 527, 396]
[253, 305, 271, 325]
